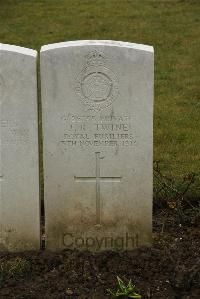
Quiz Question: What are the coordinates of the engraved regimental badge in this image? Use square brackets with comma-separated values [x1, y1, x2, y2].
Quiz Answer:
[75, 50, 119, 111]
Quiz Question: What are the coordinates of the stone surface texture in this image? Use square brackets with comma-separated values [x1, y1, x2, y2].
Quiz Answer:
[0, 44, 40, 251]
[41, 40, 154, 251]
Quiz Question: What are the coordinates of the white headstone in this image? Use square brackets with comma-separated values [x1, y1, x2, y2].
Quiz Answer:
[41, 40, 154, 251]
[0, 44, 40, 251]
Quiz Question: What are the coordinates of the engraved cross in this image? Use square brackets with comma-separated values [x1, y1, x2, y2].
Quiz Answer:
[74, 152, 122, 225]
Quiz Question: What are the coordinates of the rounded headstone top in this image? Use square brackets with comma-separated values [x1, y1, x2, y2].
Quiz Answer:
[0, 43, 37, 57]
[40, 40, 154, 53]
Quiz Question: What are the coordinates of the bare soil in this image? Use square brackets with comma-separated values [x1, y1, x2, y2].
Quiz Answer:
[0, 208, 199, 299]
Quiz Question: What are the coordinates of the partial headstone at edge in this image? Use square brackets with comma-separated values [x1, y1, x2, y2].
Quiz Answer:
[0, 43, 40, 251]
[41, 40, 154, 251]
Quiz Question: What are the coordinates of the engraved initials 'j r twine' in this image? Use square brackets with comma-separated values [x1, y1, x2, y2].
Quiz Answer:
[74, 152, 122, 225]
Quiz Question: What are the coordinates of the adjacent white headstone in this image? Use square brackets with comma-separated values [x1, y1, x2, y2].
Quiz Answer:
[0, 44, 40, 251]
[41, 40, 154, 251]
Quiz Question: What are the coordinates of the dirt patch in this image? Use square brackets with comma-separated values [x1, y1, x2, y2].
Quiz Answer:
[0, 208, 199, 299]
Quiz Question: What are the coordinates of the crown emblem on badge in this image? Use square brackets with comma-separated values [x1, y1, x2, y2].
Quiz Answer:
[85, 50, 106, 67]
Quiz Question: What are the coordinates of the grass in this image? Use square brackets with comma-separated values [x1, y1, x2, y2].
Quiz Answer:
[0, 0, 199, 197]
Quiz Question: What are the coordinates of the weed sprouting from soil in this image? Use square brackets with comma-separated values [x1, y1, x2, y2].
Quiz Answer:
[0, 257, 31, 287]
[107, 276, 141, 298]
